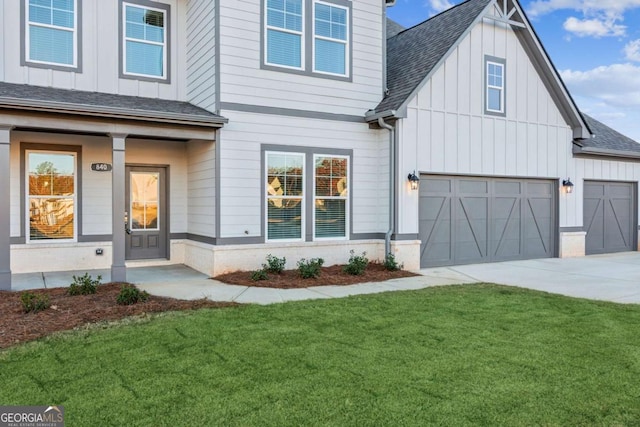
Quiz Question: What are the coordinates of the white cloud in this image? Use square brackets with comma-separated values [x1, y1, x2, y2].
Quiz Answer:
[529, 0, 640, 17]
[425, 0, 454, 14]
[624, 39, 640, 61]
[563, 16, 626, 37]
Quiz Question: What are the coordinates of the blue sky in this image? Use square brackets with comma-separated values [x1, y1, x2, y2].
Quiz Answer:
[388, 0, 640, 141]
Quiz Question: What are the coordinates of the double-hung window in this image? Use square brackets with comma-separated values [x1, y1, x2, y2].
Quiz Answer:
[24, 0, 79, 69]
[26, 151, 77, 242]
[313, 2, 348, 76]
[265, 0, 304, 69]
[265, 150, 349, 242]
[263, 0, 351, 79]
[485, 56, 505, 115]
[121, 1, 169, 81]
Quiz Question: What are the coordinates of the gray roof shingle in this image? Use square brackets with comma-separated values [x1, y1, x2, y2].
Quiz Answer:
[376, 0, 492, 114]
[386, 18, 405, 38]
[0, 82, 226, 125]
[577, 114, 640, 154]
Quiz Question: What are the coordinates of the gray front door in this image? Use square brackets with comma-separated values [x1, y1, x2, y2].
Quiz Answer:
[419, 175, 556, 268]
[125, 166, 167, 260]
[584, 181, 636, 255]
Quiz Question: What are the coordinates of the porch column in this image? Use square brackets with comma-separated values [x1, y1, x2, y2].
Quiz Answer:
[0, 126, 12, 290]
[111, 133, 127, 282]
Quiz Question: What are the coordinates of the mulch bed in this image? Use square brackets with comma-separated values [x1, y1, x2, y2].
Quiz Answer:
[0, 283, 236, 349]
[215, 263, 418, 289]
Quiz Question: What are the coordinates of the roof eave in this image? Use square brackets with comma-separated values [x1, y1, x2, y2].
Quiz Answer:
[572, 143, 640, 160]
[0, 97, 228, 128]
[365, 109, 403, 123]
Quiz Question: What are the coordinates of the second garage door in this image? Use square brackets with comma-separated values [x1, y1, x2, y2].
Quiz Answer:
[419, 176, 557, 268]
[584, 181, 636, 255]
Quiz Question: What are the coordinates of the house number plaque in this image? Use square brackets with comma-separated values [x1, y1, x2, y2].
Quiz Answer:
[91, 163, 113, 172]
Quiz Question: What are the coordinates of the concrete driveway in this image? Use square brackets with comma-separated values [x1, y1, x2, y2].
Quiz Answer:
[421, 252, 640, 304]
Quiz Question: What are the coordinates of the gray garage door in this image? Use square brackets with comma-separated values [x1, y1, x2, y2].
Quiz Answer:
[584, 181, 636, 255]
[419, 176, 556, 268]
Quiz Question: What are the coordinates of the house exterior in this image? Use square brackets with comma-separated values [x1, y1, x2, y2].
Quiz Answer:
[0, 0, 638, 290]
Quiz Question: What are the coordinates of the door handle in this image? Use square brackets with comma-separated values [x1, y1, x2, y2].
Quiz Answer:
[125, 212, 132, 235]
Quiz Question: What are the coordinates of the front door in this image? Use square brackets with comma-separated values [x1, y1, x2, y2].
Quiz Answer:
[125, 166, 167, 260]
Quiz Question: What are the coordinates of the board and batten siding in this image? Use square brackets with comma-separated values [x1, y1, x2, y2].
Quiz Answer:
[187, 139, 216, 238]
[186, 0, 216, 112]
[0, 0, 187, 101]
[397, 16, 640, 236]
[217, 110, 389, 238]
[218, 0, 384, 116]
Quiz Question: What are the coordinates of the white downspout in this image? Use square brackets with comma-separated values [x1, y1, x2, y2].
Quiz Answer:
[378, 117, 395, 259]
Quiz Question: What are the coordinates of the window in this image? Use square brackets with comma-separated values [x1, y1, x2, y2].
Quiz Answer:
[265, 149, 350, 242]
[314, 155, 348, 238]
[26, 151, 76, 242]
[263, 0, 351, 79]
[313, 2, 348, 76]
[266, 152, 305, 241]
[486, 56, 505, 115]
[121, 0, 169, 80]
[265, 0, 304, 69]
[130, 172, 159, 230]
[24, 0, 79, 69]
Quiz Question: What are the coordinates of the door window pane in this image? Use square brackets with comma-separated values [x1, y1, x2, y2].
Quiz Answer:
[131, 172, 159, 230]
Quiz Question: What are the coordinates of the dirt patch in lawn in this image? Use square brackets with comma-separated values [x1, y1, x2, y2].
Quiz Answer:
[215, 263, 418, 289]
[0, 283, 236, 349]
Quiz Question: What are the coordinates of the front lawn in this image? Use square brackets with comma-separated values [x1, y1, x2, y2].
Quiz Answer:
[1, 284, 639, 426]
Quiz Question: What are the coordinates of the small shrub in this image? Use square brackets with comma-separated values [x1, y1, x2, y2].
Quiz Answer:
[383, 253, 403, 271]
[263, 254, 286, 274]
[344, 250, 369, 275]
[297, 258, 325, 279]
[116, 285, 149, 305]
[21, 292, 50, 313]
[68, 273, 102, 296]
[250, 269, 269, 281]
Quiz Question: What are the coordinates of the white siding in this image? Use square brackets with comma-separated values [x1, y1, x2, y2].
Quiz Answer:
[1, 0, 187, 101]
[187, 139, 216, 237]
[397, 17, 640, 234]
[186, 0, 216, 111]
[218, 110, 388, 238]
[218, 0, 383, 116]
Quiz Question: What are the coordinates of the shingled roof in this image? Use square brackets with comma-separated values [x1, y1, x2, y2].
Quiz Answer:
[375, 0, 492, 114]
[0, 82, 226, 127]
[574, 114, 640, 157]
[386, 18, 404, 38]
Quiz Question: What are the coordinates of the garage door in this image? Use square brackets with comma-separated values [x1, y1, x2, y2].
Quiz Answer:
[584, 181, 636, 255]
[419, 176, 556, 268]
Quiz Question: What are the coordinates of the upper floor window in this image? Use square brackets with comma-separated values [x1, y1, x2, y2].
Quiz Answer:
[485, 56, 505, 115]
[120, 0, 170, 82]
[263, 0, 351, 80]
[23, 0, 80, 70]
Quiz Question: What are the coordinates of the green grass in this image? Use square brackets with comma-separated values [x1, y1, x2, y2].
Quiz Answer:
[2, 284, 640, 426]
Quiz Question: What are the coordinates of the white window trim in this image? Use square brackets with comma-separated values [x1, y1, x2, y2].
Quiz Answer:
[312, 0, 350, 78]
[486, 60, 505, 114]
[265, 151, 306, 243]
[25, 150, 78, 244]
[312, 154, 349, 241]
[25, 0, 78, 68]
[122, 1, 168, 79]
[264, 0, 305, 71]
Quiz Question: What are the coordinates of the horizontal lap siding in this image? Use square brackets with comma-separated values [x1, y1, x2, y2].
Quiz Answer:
[218, 0, 383, 116]
[218, 110, 388, 238]
[1, 0, 187, 100]
[187, 140, 216, 237]
[187, 0, 216, 111]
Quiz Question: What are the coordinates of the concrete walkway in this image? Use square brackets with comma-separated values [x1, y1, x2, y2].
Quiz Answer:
[10, 252, 640, 304]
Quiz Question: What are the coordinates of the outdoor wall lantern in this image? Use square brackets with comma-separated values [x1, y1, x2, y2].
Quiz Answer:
[408, 171, 420, 190]
[562, 178, 574, 194]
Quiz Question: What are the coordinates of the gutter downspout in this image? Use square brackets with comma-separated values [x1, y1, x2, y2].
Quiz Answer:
[378, 117, 395, 258]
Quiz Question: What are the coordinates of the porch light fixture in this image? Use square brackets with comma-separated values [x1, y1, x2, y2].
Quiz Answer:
[408, 171, 420, 190]
[562, 178, 574, 194]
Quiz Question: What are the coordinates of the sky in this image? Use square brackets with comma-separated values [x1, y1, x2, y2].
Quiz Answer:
[387, 0, 640, 141]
